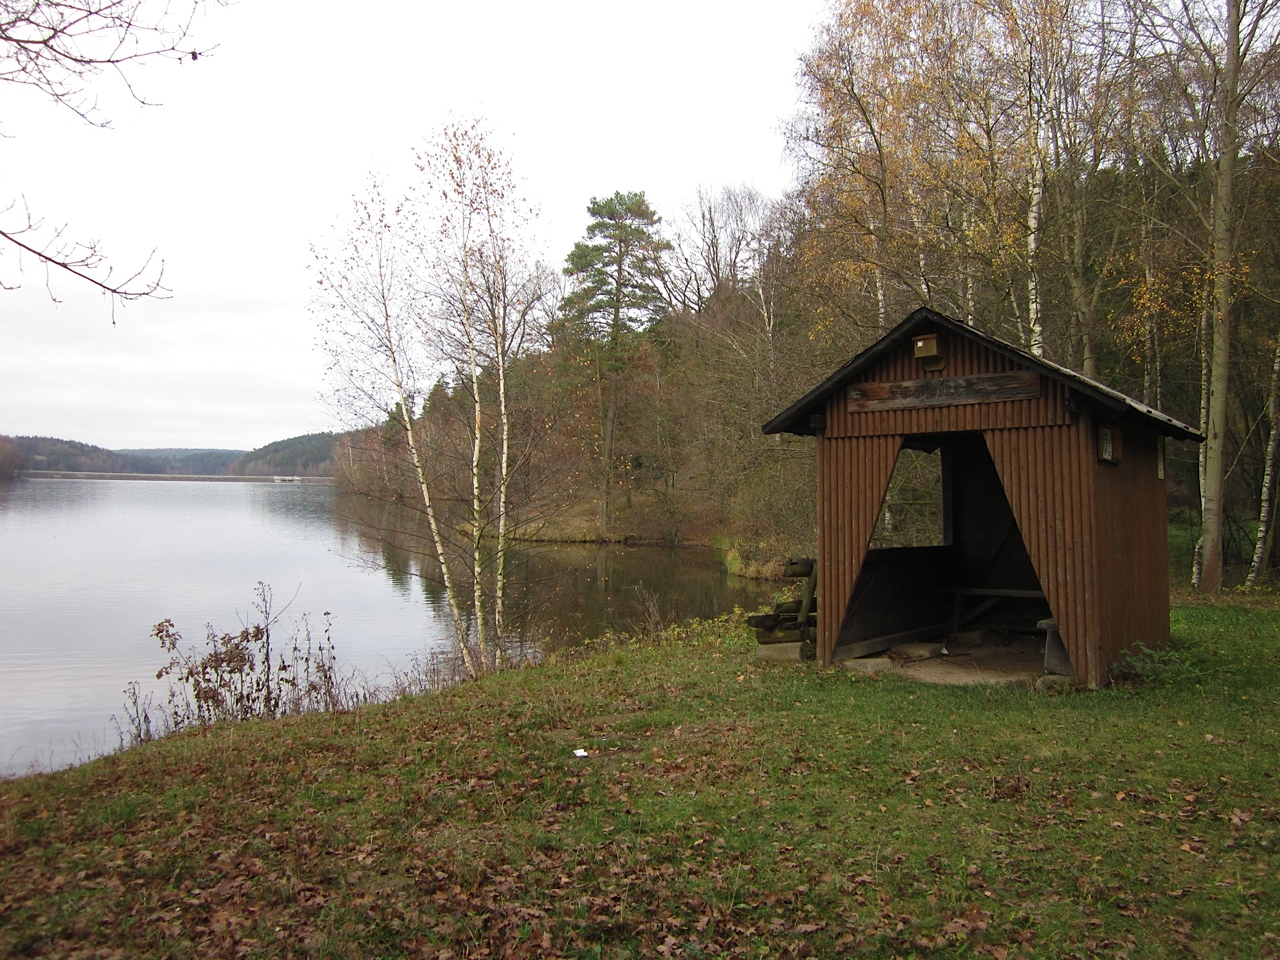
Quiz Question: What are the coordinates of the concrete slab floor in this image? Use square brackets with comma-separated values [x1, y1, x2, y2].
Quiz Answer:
[892, 634, 1046, 685]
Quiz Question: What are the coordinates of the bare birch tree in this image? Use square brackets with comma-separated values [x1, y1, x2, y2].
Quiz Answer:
[1247, 337, 1280, 583]
[312, 182, 479, 671]
[317, 124, 550, 675]
[411, 122, 550, 667]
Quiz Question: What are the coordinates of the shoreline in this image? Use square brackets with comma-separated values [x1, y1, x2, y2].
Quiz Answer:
[19, 471, 333, 484]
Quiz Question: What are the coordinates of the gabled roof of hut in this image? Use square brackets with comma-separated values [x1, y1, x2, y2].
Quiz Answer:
[762, 307, 1204, 442]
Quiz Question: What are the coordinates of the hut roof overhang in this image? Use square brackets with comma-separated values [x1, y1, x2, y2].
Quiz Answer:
[761, 308, 1204, 443]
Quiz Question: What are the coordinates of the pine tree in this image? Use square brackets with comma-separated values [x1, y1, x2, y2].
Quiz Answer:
[559, 191, 671, 529]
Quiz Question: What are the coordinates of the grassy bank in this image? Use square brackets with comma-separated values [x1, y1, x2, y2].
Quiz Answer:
[2, 602, 1278, 958]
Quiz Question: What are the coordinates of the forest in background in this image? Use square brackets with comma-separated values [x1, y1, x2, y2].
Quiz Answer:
[225, 433, 339, 477]
[327, 0, 1280, 598]
[0, 433, 340, 479]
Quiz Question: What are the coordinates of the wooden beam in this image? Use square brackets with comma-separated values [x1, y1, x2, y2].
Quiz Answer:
[848, 371, 1040, 412]
[937, 587, 1046, 598]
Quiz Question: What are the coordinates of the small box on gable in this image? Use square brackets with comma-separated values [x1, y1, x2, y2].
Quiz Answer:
[913, 334, 939, 358]
[913, 333, 946, 371]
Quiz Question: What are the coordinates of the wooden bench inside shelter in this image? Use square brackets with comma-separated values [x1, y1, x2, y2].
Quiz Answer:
[938, 586, 1047, 635]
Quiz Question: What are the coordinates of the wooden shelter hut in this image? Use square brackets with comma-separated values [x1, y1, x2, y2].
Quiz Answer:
[762, 308, 1202, 687]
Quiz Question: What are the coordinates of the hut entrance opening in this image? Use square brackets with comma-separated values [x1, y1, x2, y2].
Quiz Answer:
[835, 432, 1053, 663]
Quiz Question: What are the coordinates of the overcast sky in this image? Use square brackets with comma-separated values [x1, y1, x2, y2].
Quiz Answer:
[0, 0, 828, 451]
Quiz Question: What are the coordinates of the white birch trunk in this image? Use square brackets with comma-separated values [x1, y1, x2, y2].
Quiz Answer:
[1196, 0, 1241, 596]
[1247, 337, 1280, 585]
[1192, 288, 1214, 588]
[385, 342, 476, 677]
[463, 296, 490, 669]
[494, 345, 510, 645]
[1026, 149, 1046, 358]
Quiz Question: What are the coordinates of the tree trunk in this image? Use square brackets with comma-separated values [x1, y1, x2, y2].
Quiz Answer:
[1192, 286, 1212, 587]
[1195, 0, 1241, 596]
[600, 376, 618, 529]
[467, 323, 489, 668]
[875, 267, 886, 328]
[1026, 148, 1046, 358]
[1198, 288, 1233, 594]
[394, 386, 475, 677]
[452, 234, 497, 671]
[1247, 337, 1280, 585]
[494, 332, 511, 647]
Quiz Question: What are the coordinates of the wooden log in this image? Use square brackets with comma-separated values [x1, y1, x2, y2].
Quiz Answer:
[783, 558, 816, 578]
[774, 598, 820, 616]
[756, 630, 812, 645]
[754, 614, 817, 643]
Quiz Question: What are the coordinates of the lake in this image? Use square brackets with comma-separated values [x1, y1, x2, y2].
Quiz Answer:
[0, 478, 769, 777]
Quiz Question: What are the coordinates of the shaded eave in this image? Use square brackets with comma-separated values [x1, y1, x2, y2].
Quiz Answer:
[761, 307, 1204, 443]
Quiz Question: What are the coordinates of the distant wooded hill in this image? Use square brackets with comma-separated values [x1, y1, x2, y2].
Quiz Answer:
[4, 432, 343, 478]
[9, 437, 241, 475]
[227, 433, 338, 477]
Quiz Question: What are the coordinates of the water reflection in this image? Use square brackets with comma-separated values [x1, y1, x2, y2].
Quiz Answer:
[506, 544, 761, 640]
[0, 479, 769, 776]
[331, 494, 769, 642]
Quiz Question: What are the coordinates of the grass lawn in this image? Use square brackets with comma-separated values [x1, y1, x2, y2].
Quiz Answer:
[1, 599, 1278, 958]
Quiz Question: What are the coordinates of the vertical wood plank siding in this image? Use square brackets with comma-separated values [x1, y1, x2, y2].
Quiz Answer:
[816, 433, 901, 665]
[1094, 428, 1171, 666]
[985, 424, 1100, 685]
[987, 421, 1169, 685]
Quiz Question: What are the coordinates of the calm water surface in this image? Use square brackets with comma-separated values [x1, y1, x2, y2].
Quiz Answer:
[0, 478, 766, 776]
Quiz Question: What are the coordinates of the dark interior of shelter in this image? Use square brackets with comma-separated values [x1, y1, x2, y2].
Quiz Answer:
[838, 431, 1053, 657]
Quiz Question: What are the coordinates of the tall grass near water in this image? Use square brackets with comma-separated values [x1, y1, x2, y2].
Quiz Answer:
[115, 582, 475, 751]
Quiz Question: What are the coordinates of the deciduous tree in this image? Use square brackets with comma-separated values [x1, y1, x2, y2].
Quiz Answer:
[412, 122, 552, 663]
[316, 124, 553, 674]
[1132, 0, 1280, 592]
[314, 178, 480, 670]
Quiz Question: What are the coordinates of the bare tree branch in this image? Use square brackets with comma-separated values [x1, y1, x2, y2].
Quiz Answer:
[0, 196, 165, 306]
[0, 0, 217, 308]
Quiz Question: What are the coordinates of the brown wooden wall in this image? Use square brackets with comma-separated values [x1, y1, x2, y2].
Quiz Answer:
[812, 327, 1172, 686]
[1093, 425, 1171, 666]
[815, 433, 900, 664]
[984, 423, 1101, 684]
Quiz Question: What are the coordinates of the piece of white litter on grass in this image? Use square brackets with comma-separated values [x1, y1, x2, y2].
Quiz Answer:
[574, 749, 589, 758]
